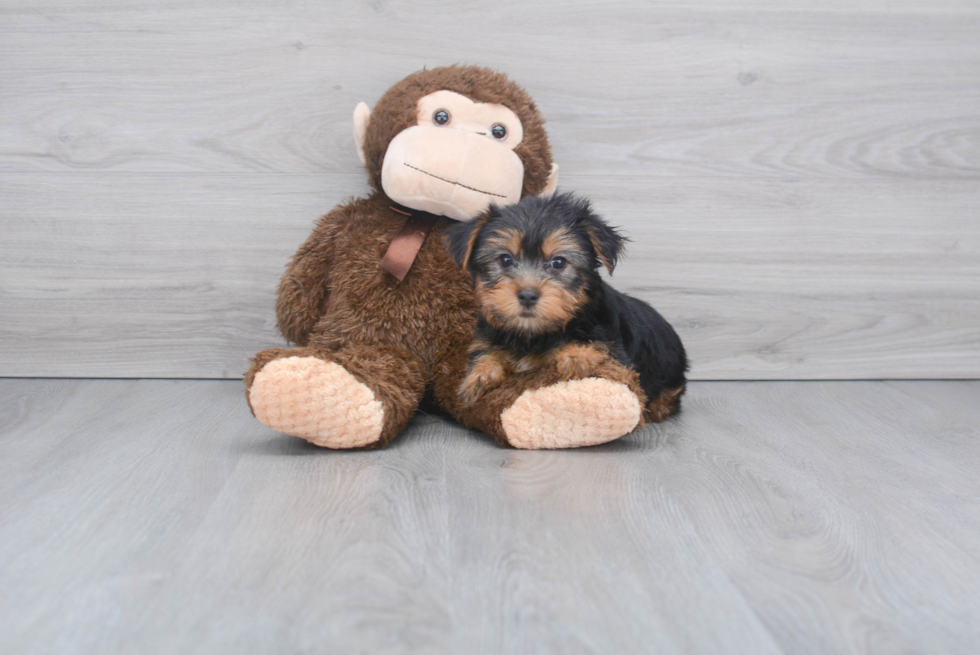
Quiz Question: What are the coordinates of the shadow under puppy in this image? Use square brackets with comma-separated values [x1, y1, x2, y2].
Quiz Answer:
[447, 192, 688, 426]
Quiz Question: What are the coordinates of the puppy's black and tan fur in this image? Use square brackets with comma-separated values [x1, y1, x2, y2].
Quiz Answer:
[448, 192, 688, 424]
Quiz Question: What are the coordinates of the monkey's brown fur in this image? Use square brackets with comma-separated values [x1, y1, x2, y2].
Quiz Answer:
[245, 66, 644, 447]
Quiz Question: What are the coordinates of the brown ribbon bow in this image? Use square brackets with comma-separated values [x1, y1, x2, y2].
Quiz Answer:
[380, 207, 443, 282]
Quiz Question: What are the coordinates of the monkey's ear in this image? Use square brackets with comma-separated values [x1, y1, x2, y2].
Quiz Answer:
[353, 102, 371, 165]
[578, 205, 627, 275]
[446, 211, 492, 275]
[540, 163, 559, 197]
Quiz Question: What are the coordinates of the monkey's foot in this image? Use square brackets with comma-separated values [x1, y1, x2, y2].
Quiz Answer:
[248, 356, 384, 448]
[500, 378, 642, 449]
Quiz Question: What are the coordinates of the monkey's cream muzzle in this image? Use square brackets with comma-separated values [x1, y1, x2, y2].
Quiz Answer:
[381, 125, 524, 220]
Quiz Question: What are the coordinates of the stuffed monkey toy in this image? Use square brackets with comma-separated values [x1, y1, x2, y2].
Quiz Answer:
[245, 65, 646, 449]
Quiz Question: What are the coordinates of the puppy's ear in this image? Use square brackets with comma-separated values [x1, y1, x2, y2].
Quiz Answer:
[446, 209, 493, 275]
[577, 203, 627, 274]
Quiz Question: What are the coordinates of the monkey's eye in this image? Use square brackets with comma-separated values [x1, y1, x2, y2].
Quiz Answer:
[549, 256, 567, 270]
[499, 254, 516, 268]
[491, 123, 507, 140]
[432, 109, 451, 126]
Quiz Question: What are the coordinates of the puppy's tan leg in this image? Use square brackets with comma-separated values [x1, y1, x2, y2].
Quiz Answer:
[458, 350, 513, 407]
[547, 342, 610, 380]
[645, 386, 685, 423]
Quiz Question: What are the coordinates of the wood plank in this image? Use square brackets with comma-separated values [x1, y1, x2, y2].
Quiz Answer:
[0, 1, 977, 179]
[665, 381, 980, 653]
[887, 380, 980, 427]
[581, 176, 980, 379]
[0, 173, 362, 379]
[2, 173, 978, 379]
[2, 379, 979, 653]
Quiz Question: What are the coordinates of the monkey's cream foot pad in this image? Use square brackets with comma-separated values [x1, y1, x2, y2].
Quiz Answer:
[249, 356, 384, 448]
[500, 377, 642, 449]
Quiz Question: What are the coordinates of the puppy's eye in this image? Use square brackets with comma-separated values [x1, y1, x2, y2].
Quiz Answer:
[491, 123, 507, 140]
[432, 109, 451, 126]
[549, 256, 567, 270]
[499, 254, 515, 268]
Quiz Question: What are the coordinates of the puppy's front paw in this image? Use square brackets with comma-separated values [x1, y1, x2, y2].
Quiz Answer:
[458, 356, 508, 407]
[553, 343, 608, 380]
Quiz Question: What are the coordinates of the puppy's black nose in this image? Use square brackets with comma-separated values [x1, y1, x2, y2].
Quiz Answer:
[517, 288, 540, 307]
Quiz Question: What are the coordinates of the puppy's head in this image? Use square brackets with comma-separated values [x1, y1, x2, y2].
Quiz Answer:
[447, 192, 626, 335]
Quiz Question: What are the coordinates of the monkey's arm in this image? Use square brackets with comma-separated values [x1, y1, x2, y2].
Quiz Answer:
[275, 207, 347, 346]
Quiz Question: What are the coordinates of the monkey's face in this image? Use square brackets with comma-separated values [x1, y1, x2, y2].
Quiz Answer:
[379, 90, 526, 220]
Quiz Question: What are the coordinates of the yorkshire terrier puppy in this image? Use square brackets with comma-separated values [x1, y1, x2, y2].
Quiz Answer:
[447, 192, 688, 424]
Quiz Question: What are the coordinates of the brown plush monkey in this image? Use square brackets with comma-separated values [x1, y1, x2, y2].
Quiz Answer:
[245, 65, 646, 449]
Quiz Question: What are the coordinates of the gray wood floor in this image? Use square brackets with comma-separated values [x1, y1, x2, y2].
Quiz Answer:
[2, 379, 978, 654]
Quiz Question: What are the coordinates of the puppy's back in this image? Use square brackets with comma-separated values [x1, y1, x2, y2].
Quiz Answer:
[602, 282, 688, 403]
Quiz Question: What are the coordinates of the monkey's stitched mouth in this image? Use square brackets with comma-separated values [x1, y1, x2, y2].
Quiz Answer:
[403, 163, 507, 198]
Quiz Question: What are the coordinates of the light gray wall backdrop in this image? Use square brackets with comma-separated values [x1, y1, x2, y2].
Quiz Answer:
[2, 0, 978, 379]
